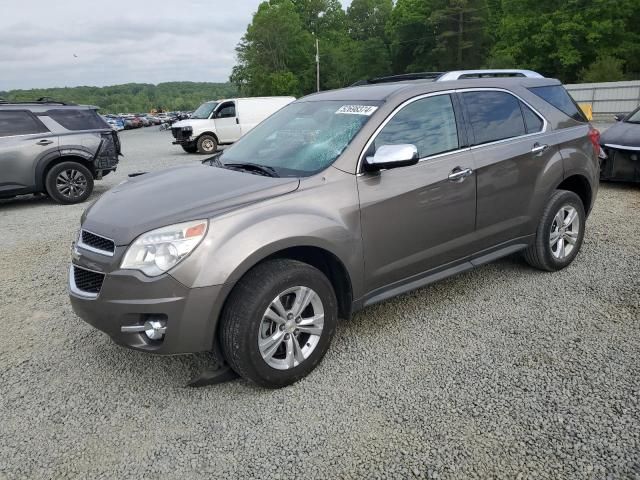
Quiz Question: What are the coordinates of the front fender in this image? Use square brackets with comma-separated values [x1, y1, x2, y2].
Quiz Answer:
[172, 213, 357, 288]
[170, 169, 363, 298]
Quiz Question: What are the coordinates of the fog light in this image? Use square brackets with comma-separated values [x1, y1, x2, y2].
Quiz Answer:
[144, 319, 167, 340]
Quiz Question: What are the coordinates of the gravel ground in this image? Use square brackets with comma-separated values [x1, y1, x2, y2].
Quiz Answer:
[1, 127, 639, 479]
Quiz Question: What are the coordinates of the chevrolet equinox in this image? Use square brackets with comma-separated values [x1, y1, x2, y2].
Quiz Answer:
[69, 70, 600, 388]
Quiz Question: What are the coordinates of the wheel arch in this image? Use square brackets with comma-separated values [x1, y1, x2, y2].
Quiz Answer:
[220, 243, 355, 324]
[556, 174, 593, 216]
[36, 152, 96, 191]
[196, 131, 219, 144]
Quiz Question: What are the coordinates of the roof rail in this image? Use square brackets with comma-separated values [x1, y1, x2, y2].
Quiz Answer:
[351, 72, 443, 86]
[436, 69, 544, 81]
[0, 97, 77, 106]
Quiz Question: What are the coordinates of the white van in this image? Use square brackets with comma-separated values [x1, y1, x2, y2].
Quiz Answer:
[171, 96, 295, 154]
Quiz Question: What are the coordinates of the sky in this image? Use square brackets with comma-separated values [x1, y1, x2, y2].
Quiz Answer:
[1, 0, 351, 91]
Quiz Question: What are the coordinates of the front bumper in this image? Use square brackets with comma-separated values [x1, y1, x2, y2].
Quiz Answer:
[600, 145, 640, 182]
[69, 255, 228, 354]
[171, 126, 194, 145]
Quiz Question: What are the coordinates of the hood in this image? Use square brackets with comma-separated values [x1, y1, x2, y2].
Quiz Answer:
[172, 119, 210, 129]
[82, 163, 299, 245]
[600, 122, 640, 149]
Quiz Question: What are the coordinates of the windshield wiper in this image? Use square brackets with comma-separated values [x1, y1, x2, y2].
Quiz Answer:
[224, 162, 279, 178]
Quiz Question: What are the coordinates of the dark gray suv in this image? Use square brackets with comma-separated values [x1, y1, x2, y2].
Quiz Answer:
[0, 99, 120, 204]
[69, 70, 600, 388]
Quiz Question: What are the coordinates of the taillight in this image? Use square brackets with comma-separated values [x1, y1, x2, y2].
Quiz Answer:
[588, 127, 601, 156]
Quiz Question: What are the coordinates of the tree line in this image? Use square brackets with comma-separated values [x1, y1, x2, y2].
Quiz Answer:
[0, 82, 238, 114]
[231, 0, 640, 97]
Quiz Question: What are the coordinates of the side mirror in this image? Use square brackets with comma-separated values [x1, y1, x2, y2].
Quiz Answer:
[614, 113, 627, 122]
[365, 144, 419, 171]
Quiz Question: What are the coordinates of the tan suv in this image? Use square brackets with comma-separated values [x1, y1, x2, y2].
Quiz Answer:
[69, 70, 600, 388]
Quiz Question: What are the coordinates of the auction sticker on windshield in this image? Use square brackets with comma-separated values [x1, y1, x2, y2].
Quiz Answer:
[336, 105, 378, 116]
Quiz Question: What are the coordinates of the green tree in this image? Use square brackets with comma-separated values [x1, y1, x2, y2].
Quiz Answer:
[4, 82, 237, 114]
[581, 56, 625, 83]
[347, 0, 393, 41]
[231, 0, 313, 96]
[429, 0, 489, 70]
[490, 0, 640, 82]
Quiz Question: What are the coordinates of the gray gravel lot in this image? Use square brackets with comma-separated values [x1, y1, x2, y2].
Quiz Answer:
[1, 127, 639, 479]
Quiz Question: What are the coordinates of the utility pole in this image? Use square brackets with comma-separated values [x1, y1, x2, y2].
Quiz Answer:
[315, 37, 320, 92]
[457, 9, 463, 67]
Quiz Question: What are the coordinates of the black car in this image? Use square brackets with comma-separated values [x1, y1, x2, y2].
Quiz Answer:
[599, 107, 640, 183]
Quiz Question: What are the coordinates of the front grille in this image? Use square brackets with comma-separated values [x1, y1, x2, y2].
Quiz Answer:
[171, 127, 192, 141]
[80, 230, 115, 255]
[73, 266, 105, 294]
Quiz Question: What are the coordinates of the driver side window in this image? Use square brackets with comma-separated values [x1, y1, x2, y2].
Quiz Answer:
[375, 94, 459, 159]
[216, 102, 236, 119]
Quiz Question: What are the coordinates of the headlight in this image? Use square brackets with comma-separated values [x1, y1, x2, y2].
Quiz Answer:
[120, 220, 208, 276]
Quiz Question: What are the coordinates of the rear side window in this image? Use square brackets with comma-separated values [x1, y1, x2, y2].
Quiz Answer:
[46, 109, 109, 130]
[375, 94, 459, 158]
[462, 91, 526, 145]
[0, 111, 49, 137]
[521, 102, 544, 133]
[528, 85, 587, 122]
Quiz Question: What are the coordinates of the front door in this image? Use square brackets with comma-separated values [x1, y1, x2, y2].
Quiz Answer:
[357, 93, 477, 295]
[213, 101, 241, 143]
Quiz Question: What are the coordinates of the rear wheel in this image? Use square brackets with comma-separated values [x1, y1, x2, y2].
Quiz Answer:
[524, 190, 585, 271]
[45, 161, 94, 204]
[196, 134, 218, 154]
[220, 259, 338, 388]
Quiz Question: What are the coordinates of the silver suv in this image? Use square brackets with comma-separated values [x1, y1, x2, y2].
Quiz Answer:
[69, 71, 600, 388]
[0, 99, 120, 204]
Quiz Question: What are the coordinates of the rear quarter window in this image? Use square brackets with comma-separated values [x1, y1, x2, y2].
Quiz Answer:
[528, 85, 587, 122]
[0, 110, 49, 137]
[46, 109, 109, 131]
[521, 102, 544, 133]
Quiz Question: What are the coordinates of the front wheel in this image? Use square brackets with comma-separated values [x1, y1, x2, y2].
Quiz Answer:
[45, 161, 94, 204]
[220, 259, 338, 388]
[524, 190, 586, 271]
[196, 134, 218, 154]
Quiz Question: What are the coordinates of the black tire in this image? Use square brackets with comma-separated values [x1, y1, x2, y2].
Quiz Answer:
[196, 134, 218, 154]
[181, 144, 198, 153]
[45, 161, 94, 204]
[220, 259, 338, 388]
[524, 190, 586, 271]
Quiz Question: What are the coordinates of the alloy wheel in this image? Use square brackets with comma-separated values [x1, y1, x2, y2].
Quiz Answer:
[549, 205, 580, 259]
[56, 169, 88, 199]
[258, 286, 325, 370]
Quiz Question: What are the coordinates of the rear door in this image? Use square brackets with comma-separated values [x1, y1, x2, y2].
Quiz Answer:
[459, 89, 561, 252]
[214, 101, 242, 142]
[357, 93, 477, 294]
[0, 110, 57, 193]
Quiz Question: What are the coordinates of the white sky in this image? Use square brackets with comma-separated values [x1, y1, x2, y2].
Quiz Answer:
[1, 0, 351, 90]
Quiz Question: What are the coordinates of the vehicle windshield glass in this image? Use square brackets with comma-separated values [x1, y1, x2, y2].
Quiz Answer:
[220, 100, 381, 177]
[191, 102, 218, 119]
[626, 109, 640, 123]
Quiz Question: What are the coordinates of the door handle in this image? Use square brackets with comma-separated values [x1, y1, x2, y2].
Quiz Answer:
[36, 139, 53, 146]
[448, 167, 473, 182]
[531, 143, 549, 154]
